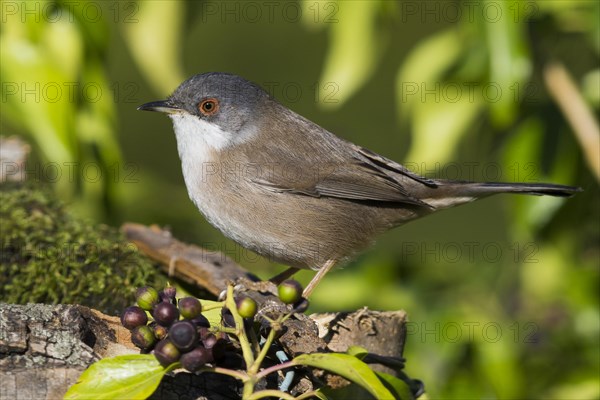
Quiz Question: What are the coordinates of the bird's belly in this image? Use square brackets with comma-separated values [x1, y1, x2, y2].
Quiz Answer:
[187, 179, 388, 269]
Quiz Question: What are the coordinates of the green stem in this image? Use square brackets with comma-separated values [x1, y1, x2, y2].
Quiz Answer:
[249, 325, 278, 375]
[201, 301, 224, 311]
[199, 366, 249, 382]
[243, 380, 255, 399]
[248, 323, 261, 358]
[245, 389, 297, 400]
[295, 391, 323, 400]
[225, 283, 256, 396]
[217, 326, 237, 335]
[226, 284, 255, 368]
[255, 360, 295, 381]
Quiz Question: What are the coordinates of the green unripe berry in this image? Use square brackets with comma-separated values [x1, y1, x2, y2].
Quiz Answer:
[153, 339, 181, 367]
[178, 297, 202, 319]
[236, 296, 257, 319]
[278, 280, 303, 304]
[135, 286, 160, 311]
[131, 325, 156, 350]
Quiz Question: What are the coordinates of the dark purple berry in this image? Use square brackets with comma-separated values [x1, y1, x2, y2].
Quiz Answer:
[203, 333, 217, 349]
[121, 306, 148, 330]
[160, 286, 177, 302]
[196, 326, 211, 340]
[236, 296, 257, 319]
[152, 302, 179, 326]
[293, 298, 310, 313]
[153, 339, 181, 367]
[178, 297, 202, 319]
[131, 325, 156, 350]
[211, 339, 228, 362]
[278, 280, 303, 304]
[190, 315, 210, 329]
[169, 321, 198, 352]
[135, 286, 160, 311]
[180, 346, 213, 372]
[221, 307, 235, 328]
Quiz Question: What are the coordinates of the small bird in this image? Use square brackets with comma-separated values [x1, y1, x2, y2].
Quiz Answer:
[139, 72, 580, 296]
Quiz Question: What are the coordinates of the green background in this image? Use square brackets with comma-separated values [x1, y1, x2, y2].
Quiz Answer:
[1, 1, 599, 398]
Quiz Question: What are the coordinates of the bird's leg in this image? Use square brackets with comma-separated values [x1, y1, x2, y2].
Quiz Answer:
[303, 259, 337, 297]
[269, 267, 300, 284]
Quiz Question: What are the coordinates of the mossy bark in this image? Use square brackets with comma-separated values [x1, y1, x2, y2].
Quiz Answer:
[0, 182, 167, 315]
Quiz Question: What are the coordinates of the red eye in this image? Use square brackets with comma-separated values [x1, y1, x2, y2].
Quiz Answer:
[199, 98, 219, 116]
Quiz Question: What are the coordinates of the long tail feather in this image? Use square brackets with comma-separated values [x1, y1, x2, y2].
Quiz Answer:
[466, 182, 582, 197]
[422, 181, 581, 209]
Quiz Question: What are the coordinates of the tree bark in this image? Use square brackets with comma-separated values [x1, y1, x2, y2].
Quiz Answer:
[1, 302, 407, 399]
[1, 224, 409, 399]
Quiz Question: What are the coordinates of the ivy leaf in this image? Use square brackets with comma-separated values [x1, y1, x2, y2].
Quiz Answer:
[200, 299, 223, 327]
[291, 353, 395, 399]
[346, 345, 369, 360]
[375, 371, 414, 400]
[64, 354, 172, 400]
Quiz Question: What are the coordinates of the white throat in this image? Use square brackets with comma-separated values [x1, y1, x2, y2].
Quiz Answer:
[169, 112, 232, 154]
[167, 112, 258, 207]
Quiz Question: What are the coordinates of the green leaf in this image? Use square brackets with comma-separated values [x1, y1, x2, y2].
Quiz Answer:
[200, 299, 223, 327]
[318, 1, 386, 109]
[123, 1, 186, 96]
[396, 28, 463, 120]
[483, 0, 531, 128]
[346, 345, 369, 360]
[375, 371, 414, 400]
[64, 354, 170, 400]
[291, 353, 395, 399]
[406, 93, 483, 166]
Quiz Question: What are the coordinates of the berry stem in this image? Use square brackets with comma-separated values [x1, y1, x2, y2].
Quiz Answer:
[249, 324, 278, 375]
[248, 321, 261, 356]
[244, 389, 297, 400]
[199, 366, 249, 382]
[254, 360, 294, 381]
[201, 301, 225, 311]
[225, 284, 255, 371]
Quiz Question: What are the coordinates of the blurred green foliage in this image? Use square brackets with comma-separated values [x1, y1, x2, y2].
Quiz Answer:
[1, 0, 598, 399]
[1, 0, 123, 220]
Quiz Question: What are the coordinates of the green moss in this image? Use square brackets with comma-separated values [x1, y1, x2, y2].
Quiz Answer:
[0, 182, 167, 315]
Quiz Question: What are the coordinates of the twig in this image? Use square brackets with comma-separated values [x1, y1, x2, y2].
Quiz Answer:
[544, 62, 600, 181]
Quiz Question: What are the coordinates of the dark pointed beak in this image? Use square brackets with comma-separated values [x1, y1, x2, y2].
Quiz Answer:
[137, 100, 181, 114]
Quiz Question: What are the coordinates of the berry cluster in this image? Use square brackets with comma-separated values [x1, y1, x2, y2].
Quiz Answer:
[121, 285, 227, 372]
[120, 280, 307, 373]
